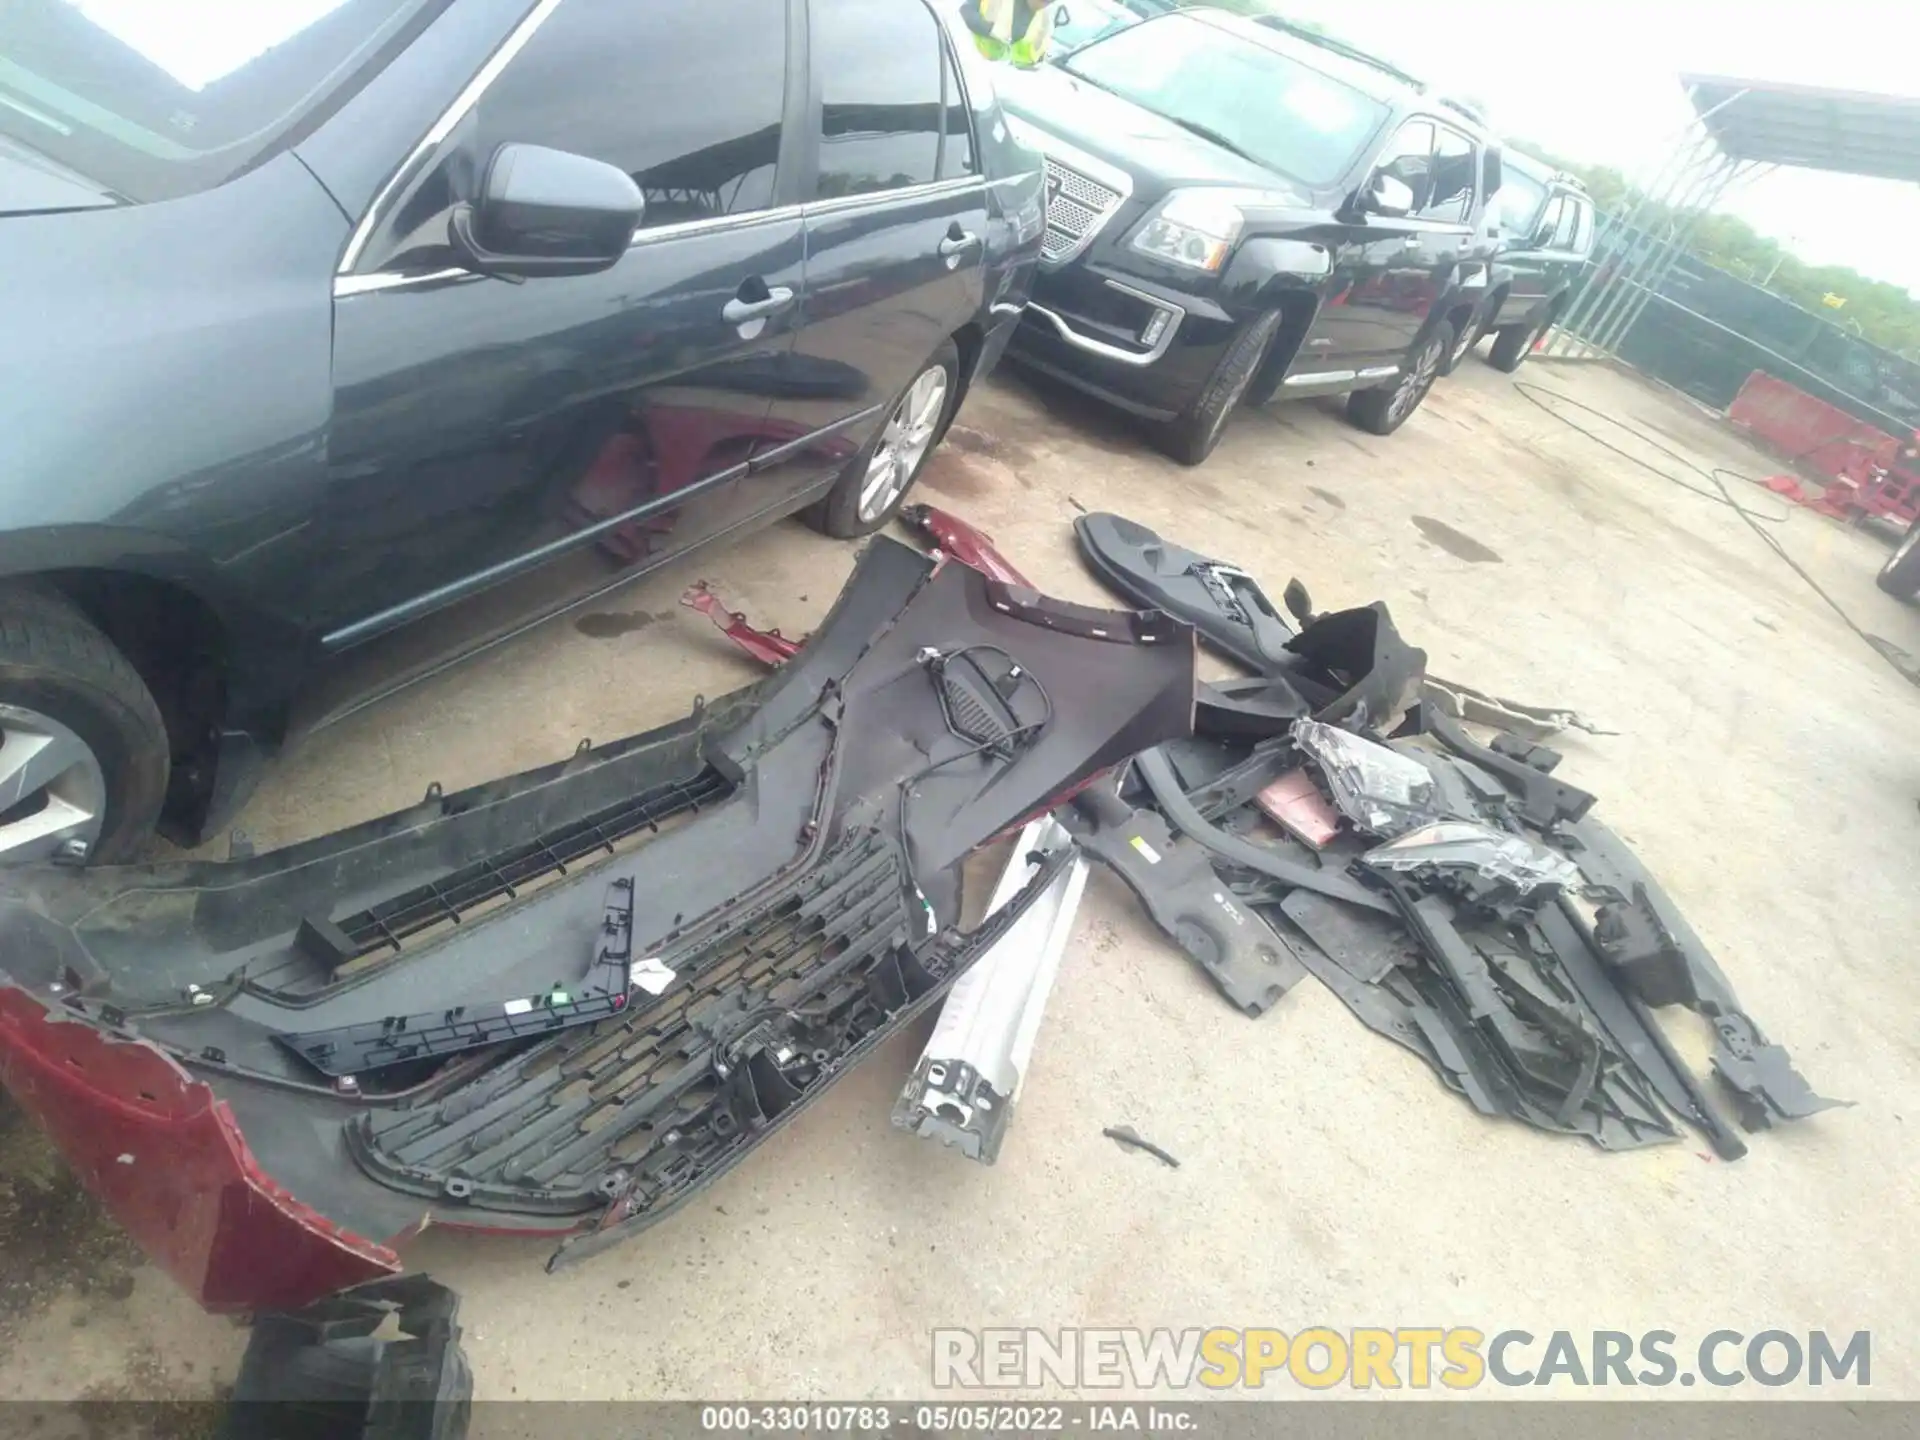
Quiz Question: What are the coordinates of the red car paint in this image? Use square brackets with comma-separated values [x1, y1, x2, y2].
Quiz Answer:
[678, 581, 803, 665]
[899, 503, 1033, 586]
[683, 504, 1034, 669]
[0, 987, 400, 1312]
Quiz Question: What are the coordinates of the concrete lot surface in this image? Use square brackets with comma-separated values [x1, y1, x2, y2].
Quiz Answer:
[3, 356, 1917, 1404]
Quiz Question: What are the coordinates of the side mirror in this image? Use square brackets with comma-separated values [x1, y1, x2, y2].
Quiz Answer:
[449, 143, 643, 280]
[1363, 171, 1415, 218]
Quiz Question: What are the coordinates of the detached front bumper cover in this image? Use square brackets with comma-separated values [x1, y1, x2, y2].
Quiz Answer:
[0, 537, 1194, 1310]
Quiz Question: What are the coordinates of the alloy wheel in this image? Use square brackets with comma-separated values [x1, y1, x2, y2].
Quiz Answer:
[0, 704, 107, 863]
[1389, 334, 1445, 424]
[858, 366, 949, 522]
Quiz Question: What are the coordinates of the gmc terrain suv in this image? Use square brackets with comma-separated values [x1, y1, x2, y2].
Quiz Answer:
[994, 8, 1501, 463]
[0, 0, 1043, 863]
[1465, 150, 1596, 372]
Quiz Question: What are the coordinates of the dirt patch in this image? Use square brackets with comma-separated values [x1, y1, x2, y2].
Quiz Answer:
[1411, 515, 1503, 564]
[72, 1346, 228, 1438]
[917, 451, 998, 499]
[1309, 487, 1347, 510]
[943, 423, 1035, 469]
[573, 609, 661, 639]
[0, 1097, 146, 1355]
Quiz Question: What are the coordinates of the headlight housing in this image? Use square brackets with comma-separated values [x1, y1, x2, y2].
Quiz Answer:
[1130, 190, 1245, 273]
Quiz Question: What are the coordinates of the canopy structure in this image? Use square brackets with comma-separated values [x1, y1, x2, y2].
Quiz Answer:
[1682, 74, 1920, 184]
[1547, 76, 1920, 361]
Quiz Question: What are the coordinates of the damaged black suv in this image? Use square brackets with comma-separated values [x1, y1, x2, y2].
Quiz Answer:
[997, 9, 1500, 463]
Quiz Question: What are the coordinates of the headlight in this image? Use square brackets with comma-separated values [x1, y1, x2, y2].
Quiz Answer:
[1130, 190, 1244, 273]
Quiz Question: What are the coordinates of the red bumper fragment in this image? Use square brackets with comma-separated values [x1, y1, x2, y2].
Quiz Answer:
[0, 987, 400, 1312]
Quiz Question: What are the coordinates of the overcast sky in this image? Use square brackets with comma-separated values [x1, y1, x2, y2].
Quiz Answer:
[1271, 0, 1920, 295]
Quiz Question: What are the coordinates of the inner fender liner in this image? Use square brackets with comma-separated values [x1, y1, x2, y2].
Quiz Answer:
[1063, 787, 1306, 1018]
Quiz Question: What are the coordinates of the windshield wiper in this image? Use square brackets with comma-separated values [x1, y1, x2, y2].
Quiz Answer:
[1164, 116, 1266, 168]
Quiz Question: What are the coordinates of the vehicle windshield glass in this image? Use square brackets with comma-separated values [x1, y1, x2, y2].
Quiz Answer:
[1049, 0, 1138, 57]
[0, 0, 443, 203]
[1061, 15, 1388, 186]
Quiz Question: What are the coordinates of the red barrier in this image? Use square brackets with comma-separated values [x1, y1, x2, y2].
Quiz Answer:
[1727, 372, 1920, 525]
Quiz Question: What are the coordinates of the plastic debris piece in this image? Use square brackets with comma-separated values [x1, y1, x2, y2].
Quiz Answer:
[1362, 820, 1580, 895]
[1254, 768, 1341, 848]
[1293, 718, 1445, 838]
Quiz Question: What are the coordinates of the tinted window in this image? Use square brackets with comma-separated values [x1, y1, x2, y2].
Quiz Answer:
[371, 0, 787, 267]
[938, 33, 976, 179]
[812, 0, 944, 198]
[1064, 15, 1390, 187]
[1492, 170, 1548, 235]
[1531, 195, 1565, 248]
[1374, 121, 1436, 209]
[1422, 124, 1475, 222]
[1570, 197, 1595, 253]
[1551, 193, 1580, 249]
[0, 0, 441, 203]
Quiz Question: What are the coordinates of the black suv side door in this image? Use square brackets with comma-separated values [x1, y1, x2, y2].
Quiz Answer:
[311, 0, 807, 710]
[1308, 117, 1477, 372]
[749, 0, 990, 501]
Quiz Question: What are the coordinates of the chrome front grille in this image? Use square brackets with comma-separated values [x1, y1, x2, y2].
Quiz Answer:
[1041, 156, 1123, 264]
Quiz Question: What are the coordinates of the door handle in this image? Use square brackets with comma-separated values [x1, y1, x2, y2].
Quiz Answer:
[722, 286, 795, 324]
[938, 230, 980, 257]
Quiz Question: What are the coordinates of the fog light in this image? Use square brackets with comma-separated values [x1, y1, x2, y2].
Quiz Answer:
[1140, 309, 1170, 347]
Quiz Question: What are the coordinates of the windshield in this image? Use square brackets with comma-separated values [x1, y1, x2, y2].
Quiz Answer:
[1062, 14, 1388, 187]
[0, 0, 444, 202]
[1049, 0, 1138, 57]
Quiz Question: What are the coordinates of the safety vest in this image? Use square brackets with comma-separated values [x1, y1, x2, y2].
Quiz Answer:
[962, 0, 1052, 66]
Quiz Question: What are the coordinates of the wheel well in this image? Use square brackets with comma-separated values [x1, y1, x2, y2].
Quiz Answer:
[1248, 293, 1320, 405]
[950, 321, 984, 401]
[41, 570, 227, 816]
[1444, 299, 1478, 338]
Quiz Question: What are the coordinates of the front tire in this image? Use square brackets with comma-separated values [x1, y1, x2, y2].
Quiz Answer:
[1155, 310, 1283, 467]
[1439, 306, 1487, 376]
[0, 588, 168, 864]
[802, 339, 961, 539]
[1878, 517, 1920, 599]
[1346, 320, 1452, 437]
[1487, 309, 1551, 373]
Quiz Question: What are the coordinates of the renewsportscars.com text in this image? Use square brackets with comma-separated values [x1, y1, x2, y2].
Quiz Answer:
[931, 1327, 1871, 1391]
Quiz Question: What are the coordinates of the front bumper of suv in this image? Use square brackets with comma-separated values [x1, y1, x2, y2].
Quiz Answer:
[1010, 259, 1245, 421]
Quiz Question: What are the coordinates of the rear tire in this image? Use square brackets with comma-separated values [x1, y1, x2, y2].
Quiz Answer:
[1877, 517, 1920, 599]
[802, 339, 961, 539]
[0, 588, 168, 864]
[1487, 309, 1550, 373]
[1346, 320, 1452, 437]
[1155, 310, 1283, 467]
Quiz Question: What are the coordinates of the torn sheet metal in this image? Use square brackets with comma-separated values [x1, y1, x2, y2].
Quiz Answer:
[0, 538, 1195, 1308]
[892, 817, 1087, 1163]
